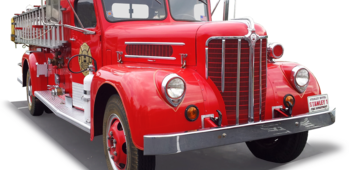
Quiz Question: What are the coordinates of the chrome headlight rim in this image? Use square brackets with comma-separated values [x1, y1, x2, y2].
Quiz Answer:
[290, 66, 310, 93]
[268, 43, 284, 59]
[161, 74, 186, 107]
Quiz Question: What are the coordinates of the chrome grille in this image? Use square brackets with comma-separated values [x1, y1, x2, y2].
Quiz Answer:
[206, 36, 268, 125]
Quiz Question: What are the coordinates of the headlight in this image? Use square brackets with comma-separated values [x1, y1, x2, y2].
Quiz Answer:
[291, 66, 310, 93]
[162, 74, 186, 107]
[167, 78, 185, 98]
[296, 69, 309, 86]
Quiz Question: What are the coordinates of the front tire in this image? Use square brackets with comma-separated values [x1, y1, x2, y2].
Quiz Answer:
[103, 94, 155, 170]
[246, 131, 308, 163]
[26, 70, 44, 116]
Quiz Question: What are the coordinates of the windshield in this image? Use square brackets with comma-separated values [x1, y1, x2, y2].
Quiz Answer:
[102, 0, 166, 22]
[169, 0, 209, 21]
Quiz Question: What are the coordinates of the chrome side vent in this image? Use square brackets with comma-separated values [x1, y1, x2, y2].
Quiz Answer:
[126, 45, 173, 57]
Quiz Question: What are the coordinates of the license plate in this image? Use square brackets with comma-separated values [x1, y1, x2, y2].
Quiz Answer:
[307, 94, 329, 113]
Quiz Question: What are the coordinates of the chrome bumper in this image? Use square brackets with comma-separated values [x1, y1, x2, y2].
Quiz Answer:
[17, 74, 23, 89]
[144, 108, 336, 155]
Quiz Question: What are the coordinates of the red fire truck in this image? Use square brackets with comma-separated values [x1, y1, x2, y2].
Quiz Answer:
[11, 0, 335, 169]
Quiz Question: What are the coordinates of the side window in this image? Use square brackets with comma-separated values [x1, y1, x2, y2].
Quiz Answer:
[75, 0, 97, 28]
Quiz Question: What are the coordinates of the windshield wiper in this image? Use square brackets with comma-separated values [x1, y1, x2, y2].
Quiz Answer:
[199, 0, 207, 5]
[155, 0, 161, 5]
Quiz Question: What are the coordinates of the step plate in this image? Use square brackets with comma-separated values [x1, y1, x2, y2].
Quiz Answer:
[35, 91, 90, 133]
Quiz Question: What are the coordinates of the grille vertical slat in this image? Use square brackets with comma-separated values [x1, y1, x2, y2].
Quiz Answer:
[222, 39, 226, 92]
[207, 37, 267, 126]
[236, 39, 241, 125]
[253, 40, 261, 122]
[259, 39, 263, 120]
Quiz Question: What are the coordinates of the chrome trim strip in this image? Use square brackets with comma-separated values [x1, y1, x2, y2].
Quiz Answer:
[248, 41, 255, 123]
[201, 114, 214, 129]
[205, 47, 209, 79]
[125, 42, 185, 46]
[206, 35, 269, 47]
[266, 38, 268, 89]
[272, 106, 283, 118]
[144, 108, 336, 155]
[236, 39, 241, 125]
[233, 17, 256, 33]
[63, 24, 95, 35]
[125, 55, 176, 60]
[221, 39, 226, 92]
[259, 39, 262, 121]
[17, 76, 23, 85]
[206, 36, 245, 46]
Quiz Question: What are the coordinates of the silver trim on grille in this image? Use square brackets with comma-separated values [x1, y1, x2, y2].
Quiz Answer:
[206, 36, 268, 125]
[236, 39, 241, 125]
[205, 18, 269, 125]
[205, 47, 209, 79]
[259, 39, 263, 122]
[221, 39, 226, 92]
[248, 38, 255, 123]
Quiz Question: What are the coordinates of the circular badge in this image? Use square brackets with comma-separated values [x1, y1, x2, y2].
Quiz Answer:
[79, 43, 92, 76]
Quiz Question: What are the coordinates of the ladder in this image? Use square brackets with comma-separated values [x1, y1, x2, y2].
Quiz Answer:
[12, 5, 66, 49]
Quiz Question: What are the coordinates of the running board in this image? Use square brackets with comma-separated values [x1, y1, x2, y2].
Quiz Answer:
[35, 91, 90, 133]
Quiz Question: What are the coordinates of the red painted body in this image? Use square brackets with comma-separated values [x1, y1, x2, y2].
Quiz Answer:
[22, 0, 322, 150]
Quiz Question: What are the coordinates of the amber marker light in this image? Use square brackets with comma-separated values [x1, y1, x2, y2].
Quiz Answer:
[185, 105, 199, 121]
[284, 94, 295, 107]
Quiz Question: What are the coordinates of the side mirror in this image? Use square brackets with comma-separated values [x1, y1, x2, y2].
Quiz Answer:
[46, 0, 61, 24]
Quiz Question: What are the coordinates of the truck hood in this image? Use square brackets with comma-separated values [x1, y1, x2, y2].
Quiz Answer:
[104, 21, 204, 66]
[105, 21, 204, 46]
[104, 21, 267, 66]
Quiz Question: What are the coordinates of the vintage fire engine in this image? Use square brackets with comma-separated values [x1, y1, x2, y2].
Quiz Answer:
[11, 0, 335, 169]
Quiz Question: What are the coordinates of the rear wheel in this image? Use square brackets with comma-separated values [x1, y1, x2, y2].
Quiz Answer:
[246, 131, 308, 163]
[26, 70, 44, 116]
[103, 94, 155, 170]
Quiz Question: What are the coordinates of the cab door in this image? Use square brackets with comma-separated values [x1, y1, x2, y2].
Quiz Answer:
[69, 0, 102, 109]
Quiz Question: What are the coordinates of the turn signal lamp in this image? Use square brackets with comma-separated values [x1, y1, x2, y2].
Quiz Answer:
[284, 95, 295, 107]
[268, 43, 284, 59]
[280, 94, 295, 117]
[185, 105, 199, 121]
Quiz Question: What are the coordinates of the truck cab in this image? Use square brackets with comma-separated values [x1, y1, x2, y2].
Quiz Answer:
[11, 0, 335, 170]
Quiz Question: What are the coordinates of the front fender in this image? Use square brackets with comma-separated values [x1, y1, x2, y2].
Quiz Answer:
[265, 61, 321, 119]
[22, 52, 48, 95]
[90, 64, 213, 149]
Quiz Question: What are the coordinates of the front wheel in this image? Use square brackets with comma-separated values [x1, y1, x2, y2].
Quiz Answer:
[103, 94, 155, 170]
[246, 131, 308, 163]
[26, 70, 44, 116]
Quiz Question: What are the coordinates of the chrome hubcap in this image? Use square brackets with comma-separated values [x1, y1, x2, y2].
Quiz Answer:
[107, 114, 127, 170]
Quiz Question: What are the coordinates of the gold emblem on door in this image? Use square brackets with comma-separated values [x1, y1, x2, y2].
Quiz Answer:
[79, 43, 93, 76]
